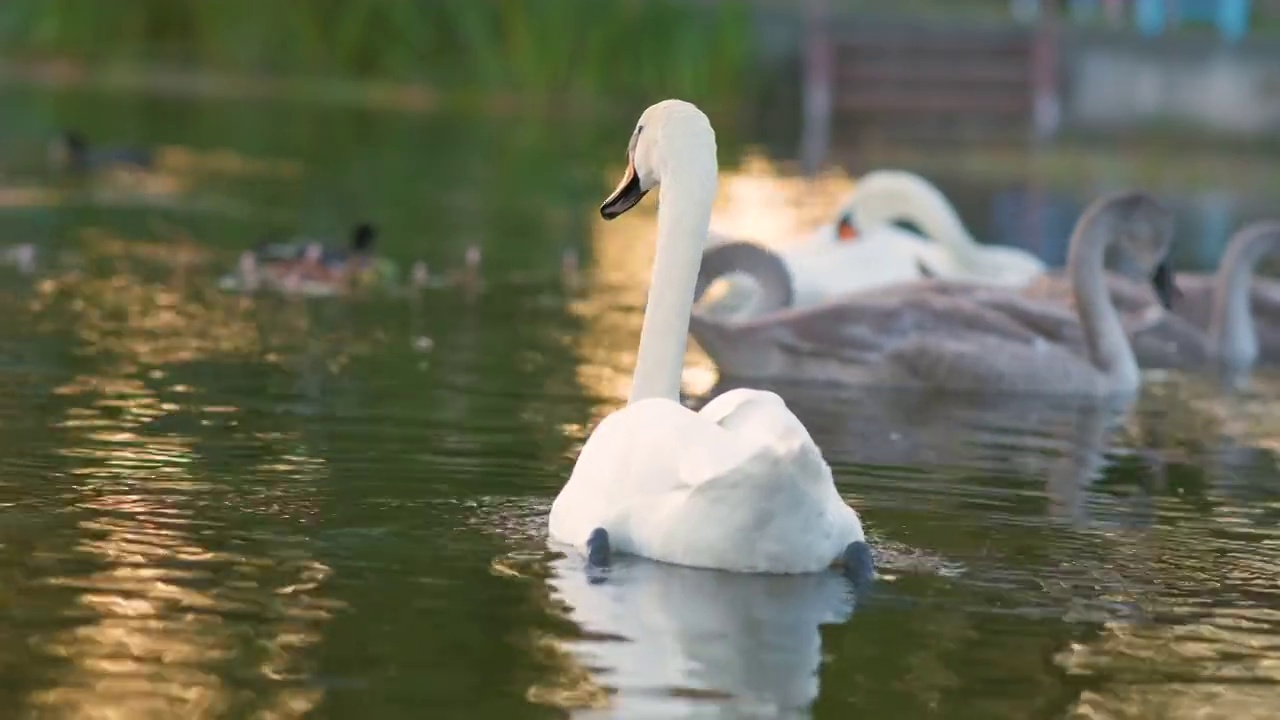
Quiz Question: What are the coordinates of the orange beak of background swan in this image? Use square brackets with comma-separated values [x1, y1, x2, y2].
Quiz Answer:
[837, 213, 858, 242]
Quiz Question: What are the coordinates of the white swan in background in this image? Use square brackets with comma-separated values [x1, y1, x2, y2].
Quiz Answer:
[688, 192, 1175, 397]
[831, 169, 1047, 285]
[544, 554, 857, 717]
[699, 170, 1046, 320]
[548, 100, 872, 578]
[698, 222, 934, 321]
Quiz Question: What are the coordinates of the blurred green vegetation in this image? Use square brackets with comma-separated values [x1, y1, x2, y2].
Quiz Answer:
[0, 0, 753, 109]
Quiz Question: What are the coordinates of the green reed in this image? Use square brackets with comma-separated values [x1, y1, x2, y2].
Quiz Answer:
[0, 0, 753, 109]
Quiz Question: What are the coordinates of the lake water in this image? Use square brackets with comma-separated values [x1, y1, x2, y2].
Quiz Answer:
[0, 81, 1278, 719]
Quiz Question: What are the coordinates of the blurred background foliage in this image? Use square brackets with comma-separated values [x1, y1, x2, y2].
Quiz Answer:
[0, 0, 754, 110]
[0, 0, 765, 273]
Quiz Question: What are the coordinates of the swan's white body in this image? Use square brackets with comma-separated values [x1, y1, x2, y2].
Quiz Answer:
[548, 100, 864, 574]
[703, 170, 1047, 319]
[783, 224, 936, 307]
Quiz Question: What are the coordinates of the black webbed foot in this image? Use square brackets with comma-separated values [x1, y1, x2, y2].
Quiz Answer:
[842, 540, 875, 588]
[586, 527, 611, 569]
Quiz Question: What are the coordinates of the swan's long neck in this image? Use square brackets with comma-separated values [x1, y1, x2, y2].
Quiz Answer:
[1069, 209, 1139, 389]
[628, 156, 718, 404]
[855, 176, 977, 259]
[1209, 223, 1280, 367]
[912, 189, 975, 251]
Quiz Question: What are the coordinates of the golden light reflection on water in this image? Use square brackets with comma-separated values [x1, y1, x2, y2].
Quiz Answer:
[29, 228, 331, 371]
[35, 272, 263, 367]
[488, 556, 611, 714]
[33, 392, 334, 718]
[709, 152, 854, 247]
[21, 230, 352, 718]
[154, 146, 305, 180]
[1059, 607, 1280, 718]
[567, 154, 854, 424]
[1169, 373, 1280, 455]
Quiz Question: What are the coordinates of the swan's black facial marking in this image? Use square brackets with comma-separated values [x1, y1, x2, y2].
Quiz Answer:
[600, 124, 650, 220]
[1150, 261, 1180, 309]
[916, 259, 937, 279]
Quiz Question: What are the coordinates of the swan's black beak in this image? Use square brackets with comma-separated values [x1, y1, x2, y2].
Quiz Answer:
[1150, 261, 1180, 310]
[601, 156, 648, 220]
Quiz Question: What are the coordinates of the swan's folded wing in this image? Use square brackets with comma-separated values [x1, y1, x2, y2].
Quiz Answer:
[676, 422, 776, 492]
[885, 334, 1097, 393]
[552, 399, 752, 546]
[968, 294, 1086, 347]
[582, 399, 761, 495]
[1024, 272, 1161, 315]
[757, 293, 1056, 363]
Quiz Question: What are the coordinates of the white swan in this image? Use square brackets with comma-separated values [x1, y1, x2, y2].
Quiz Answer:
[698, 223, 933, 321]
[699, 170, 1046, 320]
[829, 169, 1047, 286]
[547, 99, 871, 577]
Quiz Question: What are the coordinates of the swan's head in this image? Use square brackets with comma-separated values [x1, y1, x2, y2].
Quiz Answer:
[835, 211, 858, 242]
[834, 170, 952, 241]
[1090, 191, 1179, 309]
[600, 99, 716, 220]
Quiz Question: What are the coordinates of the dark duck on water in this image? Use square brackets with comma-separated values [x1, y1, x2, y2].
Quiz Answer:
[48, 130, 154, 173]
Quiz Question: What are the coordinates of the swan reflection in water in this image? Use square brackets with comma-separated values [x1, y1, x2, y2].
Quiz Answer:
[542, 553, 863, 719]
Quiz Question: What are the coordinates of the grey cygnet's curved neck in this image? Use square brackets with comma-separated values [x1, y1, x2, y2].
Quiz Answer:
[1210, 221, 1280, 367]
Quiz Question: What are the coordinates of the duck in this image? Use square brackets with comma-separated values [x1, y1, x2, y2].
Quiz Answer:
[687, 191, 1177, 397]
[253, 222, 377, 266]
[698, 170, 1047, 321]
[401, 245, 483, 293]
[1021, 221, 1280, 369]
[48, 130, 154, 173]
[0, 244, 37, 274]
[547, 99, 873, 580]
[219, 222, 400, 296]
[259, 222, 394, 289]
